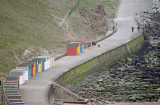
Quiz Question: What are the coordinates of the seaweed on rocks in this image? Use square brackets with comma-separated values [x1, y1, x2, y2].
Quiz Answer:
[74, 41, 160, 102]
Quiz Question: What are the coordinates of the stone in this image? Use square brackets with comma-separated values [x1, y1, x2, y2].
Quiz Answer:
[97, 88, 105, 92]
[98, 101, 103, 105]
[127, 57, 132, 62]
[99, 78, 103, 82]
[105, 101, 110, 104]
[136, 0, 160, 40]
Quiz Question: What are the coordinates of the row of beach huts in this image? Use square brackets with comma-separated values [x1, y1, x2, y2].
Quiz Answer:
[66, 41, 84, 56]
[3, 54, 55, 105]
[2, 41, 85, 105]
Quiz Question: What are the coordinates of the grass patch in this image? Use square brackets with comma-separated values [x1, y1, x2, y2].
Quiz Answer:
[0, 0, 119, 73]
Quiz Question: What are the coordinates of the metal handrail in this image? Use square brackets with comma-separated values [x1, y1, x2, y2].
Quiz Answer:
[52, 82, 88, 102]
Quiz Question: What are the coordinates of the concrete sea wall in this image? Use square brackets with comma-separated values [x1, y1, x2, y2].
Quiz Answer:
[56, 33, 144, 86]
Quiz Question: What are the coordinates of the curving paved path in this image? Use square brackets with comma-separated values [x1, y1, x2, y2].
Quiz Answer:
[20, 0, 152, 105]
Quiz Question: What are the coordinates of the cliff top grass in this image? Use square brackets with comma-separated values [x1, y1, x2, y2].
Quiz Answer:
[0, 0, 118, 74]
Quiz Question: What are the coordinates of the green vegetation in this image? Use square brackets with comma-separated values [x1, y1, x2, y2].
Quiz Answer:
[78, 0, 118, 17]
[0, 0, 63, 73]
[0, 0, 118, 73]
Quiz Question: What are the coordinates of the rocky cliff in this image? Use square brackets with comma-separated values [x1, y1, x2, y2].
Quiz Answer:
[136, 0, 160, 40]
[84, 4, 108, 35]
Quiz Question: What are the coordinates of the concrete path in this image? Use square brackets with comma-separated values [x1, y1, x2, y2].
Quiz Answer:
[19, 0, 152, 105]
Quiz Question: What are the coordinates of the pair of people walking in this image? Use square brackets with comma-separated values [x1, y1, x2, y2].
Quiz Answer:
[131, 26, 140, 33]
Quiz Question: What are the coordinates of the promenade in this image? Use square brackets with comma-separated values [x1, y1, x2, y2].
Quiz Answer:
[20, 0, 152, 105]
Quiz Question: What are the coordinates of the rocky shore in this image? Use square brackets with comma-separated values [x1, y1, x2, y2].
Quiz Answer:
[136, 0, 160, 42]
[74, 41, 160, 103]
[73, 0, 160, 103]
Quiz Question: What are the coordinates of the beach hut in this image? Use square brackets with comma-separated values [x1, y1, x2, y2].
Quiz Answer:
[3, 81, 19, 86]
[33, 58, 45, 71]
[66, 43, 77, 56]
[3, 85, 19, 91]
[11, 69, 28, 81]
[36, 56, 50, 70]
[3, 88, 22, 105]
[5, 75, 19, 86]
[3, 89, 21, 105]
[6, 95, 22, 99]
[16, 63, 32, 79]
[70, 41, 84, 53]
[4, 90, 20, 95]
[28, 61, 38, 76]
[25, 62, 34, 77]
[8, 99, 23, 104]
[78, 41, 84, 53]
[6, 95, 22, 104]
[10, 70, 25, 85]
[70, 42, 80, 54]
[4, 90, 20, 96]
[5, 75, 19, 81]
[11, 69, 27, 80]
[82, 41, 84, 52]
[32, 58, 43, 72]
[41, 54, 55, 68]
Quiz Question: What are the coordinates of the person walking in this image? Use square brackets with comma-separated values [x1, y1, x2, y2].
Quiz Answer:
[115, 22, 117, 26]
[137, 25, 140, 31]
[112, 25, 115, 32]
[131, 26, 134, 33]
[98, 42, 100, 48]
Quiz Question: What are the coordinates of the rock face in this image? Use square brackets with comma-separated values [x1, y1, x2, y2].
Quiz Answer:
[85, 4, 108, 35]
[22, 47, 48, 61]
[136, 0, 160, 39]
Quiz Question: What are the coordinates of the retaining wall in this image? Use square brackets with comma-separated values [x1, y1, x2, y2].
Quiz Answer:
[56, 33, 144, 86]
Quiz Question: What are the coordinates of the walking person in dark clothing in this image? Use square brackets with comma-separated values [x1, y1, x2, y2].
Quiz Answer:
[137, 25, 140, 31]
[112, 25, 115, 32]
[131, 26, 134, 33]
